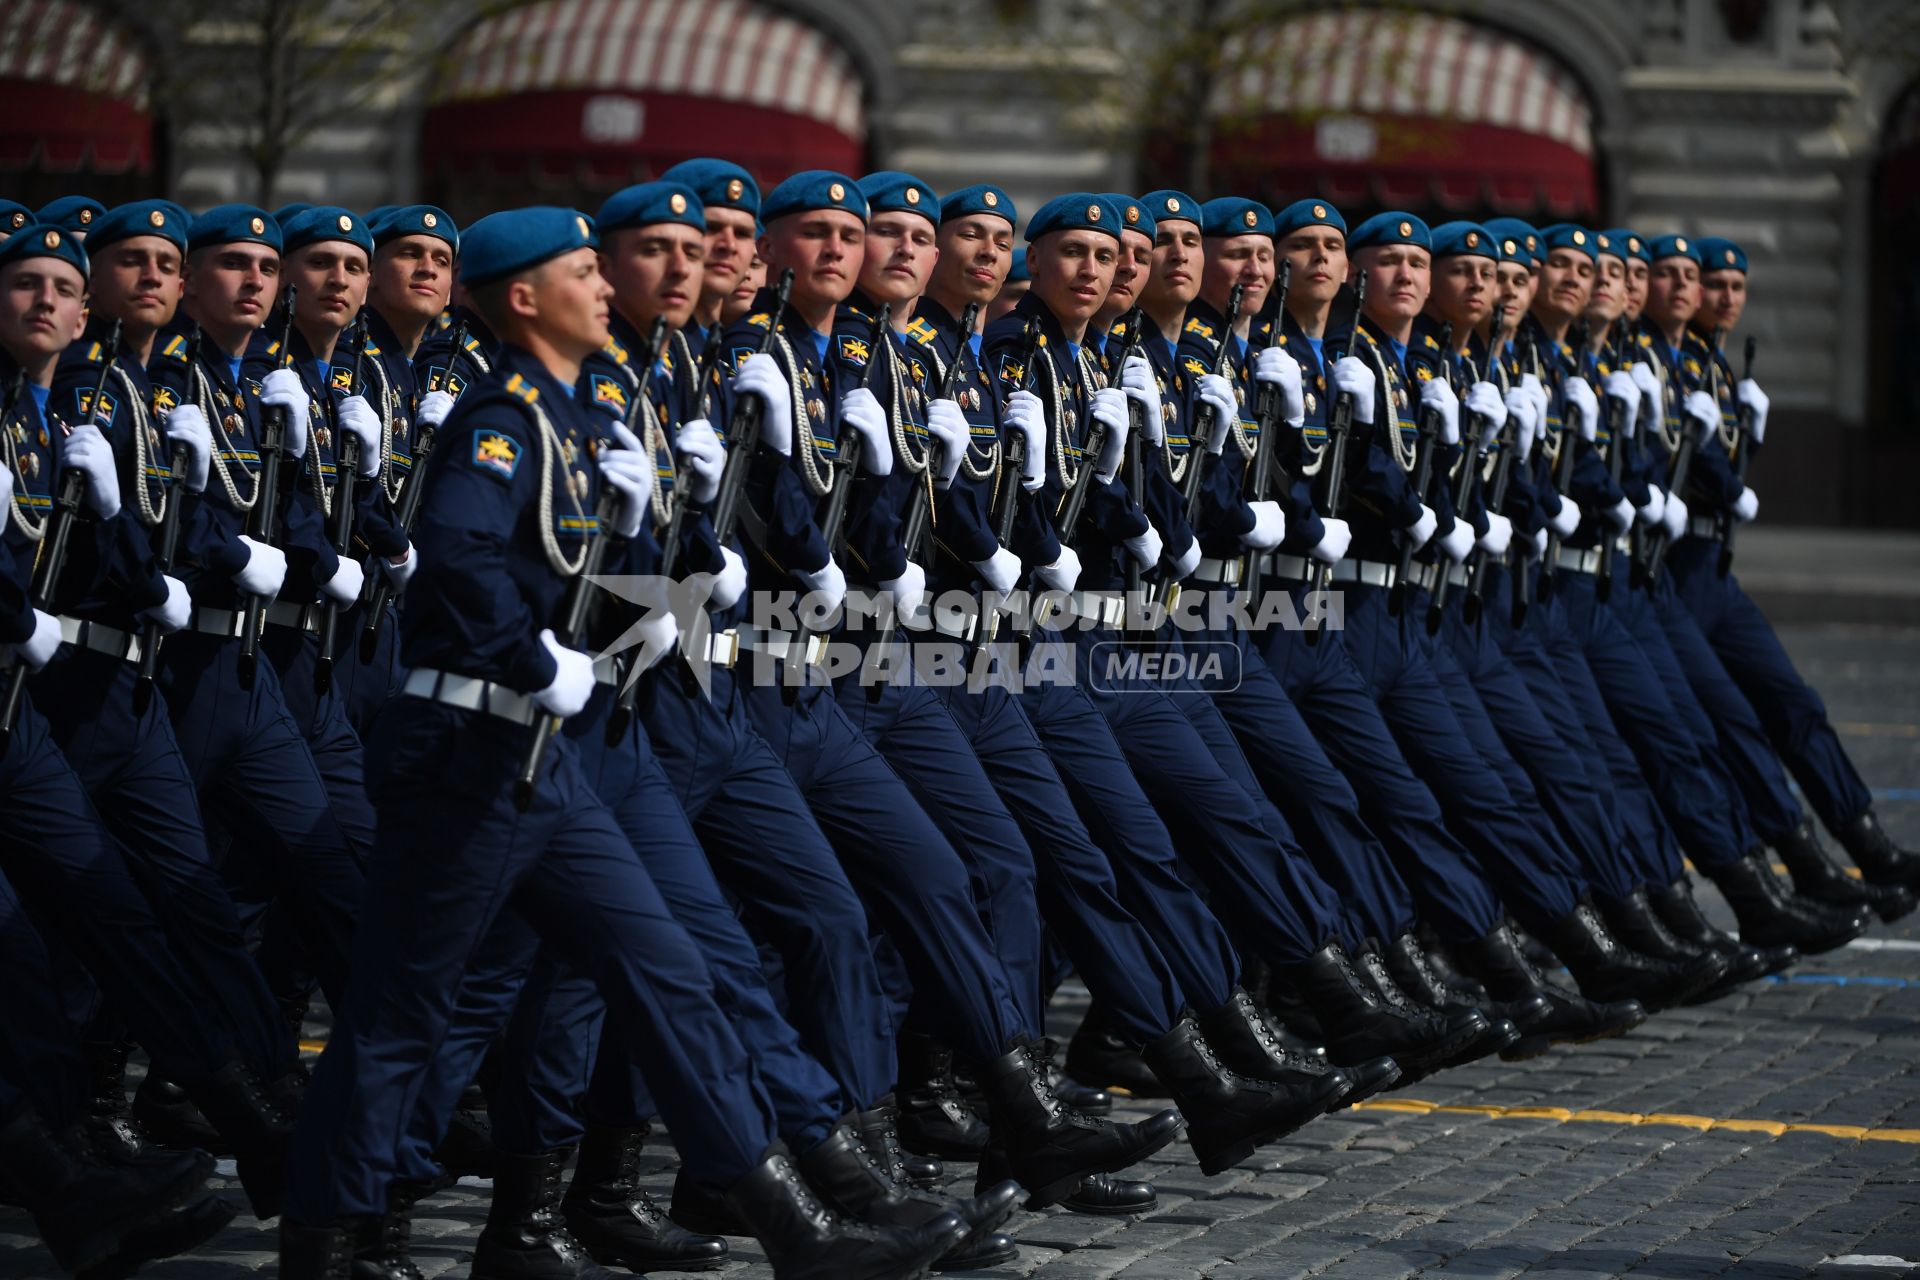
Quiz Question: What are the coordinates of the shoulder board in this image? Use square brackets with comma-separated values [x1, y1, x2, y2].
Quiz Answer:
[503, 373, 540, 405]
[904, 316, 939, 347]
[604, 337, 629, 365]
[84, 340, 108, 365]
[1423, 334, 1440, 350]
[471, 429, 522, 482]
[463, 335, 483, 355]
[266, 340, 284, 359]
[158, 333, 191, 363]
[660, 346, 674, 373]
[1352, 327, 1379, 349]
[837, 335, 872, 367]
[363, 340, 383, 358]
[588, 372, 628, 412]
[1182, 317, 1215, 342]
[747, 312, 772, 331]
[1109, 320, 1129, 341]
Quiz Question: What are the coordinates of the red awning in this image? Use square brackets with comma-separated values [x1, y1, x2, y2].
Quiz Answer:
[0, 0, 153, 174]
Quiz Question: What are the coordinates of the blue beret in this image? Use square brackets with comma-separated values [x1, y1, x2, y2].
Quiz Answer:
[86, 200, 189, 256]
[1696, 236, 1747, 273]
[1006, 247, 1029, 283]
[0, 222, 88, 277]
[461, 207, 598, 287]
[1492, 231, 1533, 268]
[372, 205, 458, 253]
[761, 170, 867, 225]
[1025, 193, 1119, 243]
[188, 205, 281, 254]
[365, 205, 399, 226]
[939, 183, 1015, 228]
[1141, 190, 1201, 227]
[596, 182, 703, 235]
[1648, 233, 1700, 265]
[1603, 228, 1650, 264]
[282, 206, 374, 259]
[1349, 212, 1431, 253]
[0, 201, 30, 236]
[660, 159, 760, 217]
[859, 171, 938, 223]
[1483, 218, 1539, 261]
[1430, 221, 1497, 260]
[1101, 194, 1155, 240]
[1272, 198, 1346, 241]
[272, 202, 314, 226]
[1538, 224, 1596, 263]
[37, 196, 107, 234]
[1202, 197, 1273, 238]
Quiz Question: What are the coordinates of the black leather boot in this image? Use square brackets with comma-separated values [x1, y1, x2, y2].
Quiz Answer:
[1384, 932, 1548, 1043]
[799, 1123, 1017, 1272]
[1141, 1016, 1348, 1174]
[1646, 875, 1797, 989]
[1356, 945, 1516, 1068]
[1702, 851, 1867, 954]
[133, 1073, 226, 1154]
[282, 1220, 362, 1280]
[80, 1038, 153, 1162]
[669, 1167, 744, 1237]
[978, 1035, 1184, 1209]
[1277, 942, 1487, 1079]
[185, 1059, 293, 1220]
[1036, 1037, 1110, 1115]
[1544, 902, 1730, 1010]
[1778, 817, 1915, 922]
[1194, 988, 1357, 1101]
[1065, 1002, 1169, 1098]
[352, 1178, 432, 1279]
[1838, 811, 1920, 891]
[1598, 889, 1704, 961]
[472, 1149, 614, 1279]
[1447, 923, 1645, 1057]
[724, 1144, 964, 1280]
[973, 1145, 1157, 1216]
[562, 1124, 727, 1273]
[1415, 925, 1488, 1002]
[436, 1096, 501, 1183]
[894, 1033, 990, 1160]
[851, 1099, 1017, 1271]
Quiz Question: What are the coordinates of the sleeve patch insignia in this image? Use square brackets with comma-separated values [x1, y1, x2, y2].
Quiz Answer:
[152, 386, 180, 414]
[75, 388, 118, 424]
[838, 336, 872, 367]
[732, 347, 756, 372]
[589, 374, 628, 411]
[330, 365, 355, 391]
[1182, 357, 1208, 377]
[997, 354, 1025, 385]
[472, 431, 522, 480]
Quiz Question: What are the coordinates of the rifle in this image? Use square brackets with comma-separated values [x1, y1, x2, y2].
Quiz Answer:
[135, 323, 202, 712]
[707, 269, 794, 548]
[1237, 265, 1293, 628]
[1595, 326, 1630, 602]
[1508, 327, 1552, 628]
[1056, 309, 1146, 544]
[1715, 335, 1758, 576]
[1637, 324, 1721, 586]
[1181, 283, 1243, 527]
[1390, 321, 1451, 617]
[0, 326, 119, 742]
[599, 317, 677, 744]
[313, 312, 370, 696]
[239, 288, 298, 687]
[979, 317, 1042, 644]
[652, 318, 711, 582]
[1455, 305, 1514, 626]
[1536, 320, 1590, 605]
[358, 316, 469, 662]
[1303, 272, 1366, 646]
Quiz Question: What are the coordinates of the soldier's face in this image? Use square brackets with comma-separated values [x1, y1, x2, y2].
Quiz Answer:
[725, 254, 766, 325]
[1279, 227, 1346, 311]
[90, 234, 182, 333]
[288, 243, 369, 333]
[1536, 248, 1594, 321]
[933, 214, 1013, 308]
[1699, 268, 1746, 332]
[1587, 255, 1626, 325]
[371, 234, 453, 325]
[1494, 261, 1534, 320]
[1144, 220, 1201, 313]
[600, 222, 705, 330]
[515, 247, 610, 360]
[1102, 229, 1154, 317]
[1027, 230, 1117, 327]
[1201, 234, 1274, 317]
[1645, 258, 1700, 332]
[758, 210, 865, 313]
[859, 210, 938, 308]
[1624, 259, 1649, 320]
[1353, 245, 1430, 324]
[1429, 254, 1494, 331]
[0, 260, 88, 364]
[700, 206, 757, 305]
[184, 243, 281, 333]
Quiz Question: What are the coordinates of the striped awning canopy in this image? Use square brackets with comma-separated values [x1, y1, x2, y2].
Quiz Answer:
[1206, 10, 1598, 218]
[0, 0, 153, 172]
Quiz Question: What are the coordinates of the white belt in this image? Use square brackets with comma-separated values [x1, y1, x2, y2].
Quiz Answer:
[704, 629, 740, 667]
[1687, 516, 1720, 539]
[1553, 546, 1604, 576]
[1061, 590, 1126, 629]
[1401, 563, 1438, 592]
[266, 601, 319, 634]
[402, 667, 538, 726]
[1193, 557, 1242, 587]
[57, 616, 141, 663]
[1443, 562, 1472, 588]
[1265, 552, 1311, 583]
[929, 610, 978, 642]
[733, 626, 827, 665]
[189, 606, 247, 639]
[591, 654, 621, 687]
[1329, 561, 1396, 588]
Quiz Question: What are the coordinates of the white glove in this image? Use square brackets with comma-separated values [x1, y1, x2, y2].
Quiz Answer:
[1119, 356, 1164, 445]
[1407, 503, 1439, 550]
[1253, 346, 1306, 427]
[1032, 545, 1081, 593]
[674, 418, 725, 504]
[1168, 536, 1201, 579]
[1465, 382, 1506, 444]
[0, 465, 8, 509]
[13, 609, 61, 670]
[796, 555, 846, 615]
[1503, 387, 1539, 458]
[1004, 390, 1046, 491]
[1521, 373, 1549, 437]
[61, 425, 122, 519]
[1089, 388, 1130, 482]
[1122, 523, 1163, 571]
[1636, 489, 1666, 526]
[732, 353, 794, 457]
[142, 574, 191, 633]
[971, 546, 1021, 596]
[1737, 379, 1768, 444]
[1241, 500, 1286, 550]
[925, 399, 970, 486]
[1661, 493, 1690, 541]
[416, 389, 456, 430]
[1195, 373, 1238, 454]
[260, 368, 311, 459]
[839, 387, 892, 477]
[1682, 390, 1719, 440]
[1436, 516, 1475, 563]
[533, 628, 594, 718]
[626, 610, 680, 676]
[1733, 486, 1759, 523]
[1604, 496, 1635, 532]
[1419, 376, 1460, 446]
[1309, 517, 1351, 565]
[707, 546, 748, 611]
[1547, 498, 1581, 539]
[879, 560, 927, 619]
[1331, 356, 1376, 426]
[335, 395, 383, 478]
[162, 403, 212, 494]
[1477, 512, 1513, 557]
[1532, 527, 1548, 558]
[1630, 361, 1661, 406]
[597, 448, 653, 539]
[1564, 377, 1599, 443]
[235, 535, 286, 597]
[381, 548, 417, 590]
[1602, 371, 1640, 438]
[320, 557, 364, 606]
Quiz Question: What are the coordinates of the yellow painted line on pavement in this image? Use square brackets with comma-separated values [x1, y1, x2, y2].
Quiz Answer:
[1835, 722, 1919, 738]
[1349, 1098, 1920, 1143]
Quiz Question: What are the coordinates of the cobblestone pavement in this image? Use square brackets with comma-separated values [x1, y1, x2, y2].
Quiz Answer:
[4, 622, 1916, 1279]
